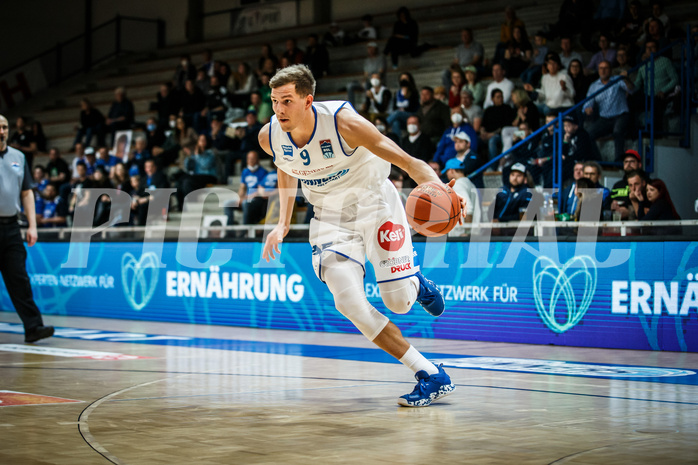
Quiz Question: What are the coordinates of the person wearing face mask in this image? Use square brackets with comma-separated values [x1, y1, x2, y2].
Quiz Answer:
[373, 117, 400, 145]
[154, 83, 180, 130]
[433, 106, 478, 170]
[145, 117, 166, 154]
[361, 73, 392, 122]
[399, 115, 434, 165]
[415, 86, 450, 143]
[387, 73, 420, 136]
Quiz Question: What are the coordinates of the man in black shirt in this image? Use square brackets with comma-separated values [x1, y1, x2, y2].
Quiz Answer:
[45, 148, 71, 189]
[180, 79, 206, 132]
[481, 89, 515, 160]
[106, 87, 135, 145]
[400, 115, 434, 163]
[8, 116, 35, 167]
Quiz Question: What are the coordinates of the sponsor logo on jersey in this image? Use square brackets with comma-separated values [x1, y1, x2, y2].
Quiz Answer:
[390, 263, 412, 273]
[292, 165, 334, 177]
[10, 161, 21, 172]
[282, 145, 293, 161]
[301, 169, 349, 188]
[379, 255, 411, 268]
[319, 139, 334, 159]
[377, 221, 406, 252]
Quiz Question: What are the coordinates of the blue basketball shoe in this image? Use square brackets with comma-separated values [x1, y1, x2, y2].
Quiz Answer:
[415, 272, 445, 317]
[398, 364, 455, 407]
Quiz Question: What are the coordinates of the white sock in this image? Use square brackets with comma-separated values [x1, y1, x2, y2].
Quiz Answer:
[399, 345, 438, 375]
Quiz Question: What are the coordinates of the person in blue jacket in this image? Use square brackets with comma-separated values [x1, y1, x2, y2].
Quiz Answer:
[432, 106, 478, 169]
[491, 162, 533, 222]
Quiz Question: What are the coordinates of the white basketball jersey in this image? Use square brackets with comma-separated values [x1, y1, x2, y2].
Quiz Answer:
[268, 100, 390, 209]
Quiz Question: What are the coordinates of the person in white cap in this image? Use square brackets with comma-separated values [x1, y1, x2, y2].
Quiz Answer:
[442, 158, 481, 233]
[491, 162, 532, 223]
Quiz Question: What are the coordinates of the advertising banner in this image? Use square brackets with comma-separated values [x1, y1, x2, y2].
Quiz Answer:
[1, 240, 697, 352]
[230, 1, 297, 36]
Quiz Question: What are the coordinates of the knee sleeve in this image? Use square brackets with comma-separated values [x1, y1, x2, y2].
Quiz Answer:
[379, 277, 418, 315]
[322, 254, 389, 341]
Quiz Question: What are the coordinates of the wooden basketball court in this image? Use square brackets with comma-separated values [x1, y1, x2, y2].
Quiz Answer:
[1, 313, 696, 464]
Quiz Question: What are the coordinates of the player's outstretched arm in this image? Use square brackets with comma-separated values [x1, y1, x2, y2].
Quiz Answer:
[337, 108, 441, 186]
[259, 124, 299, 262]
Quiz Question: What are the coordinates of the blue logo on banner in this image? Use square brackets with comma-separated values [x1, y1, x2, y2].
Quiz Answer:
[533, 256, 597, 333]
[281, 145, 293, 161]
[121, 252, 160, 311]
[319, 139, 334, 159]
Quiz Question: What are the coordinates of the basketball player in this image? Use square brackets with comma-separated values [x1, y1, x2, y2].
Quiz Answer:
[260, 65, 461, 407]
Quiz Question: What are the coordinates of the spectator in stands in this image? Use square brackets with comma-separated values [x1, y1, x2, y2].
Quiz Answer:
[180, 79, 206, 132]
[199, 50, 216, 77]
[32, 165, 49, 194]
[69, 142, 86, 178]
[521, 31, 548, 86]
[442, 158, 481, 229]
[433, 106, 479, 169]
[282, 38, 305, 65]
[594, 0, 626, 36]
[543, 0, 594, 50]
[584, 60, 633, 161]
[87, 165, 114, 226]
[73, 99, 105, 149]
[247, 90, 272, 124]
[620, 168, 651, 220]
[561, 113, 598, 181]
[203, 75, 230, 128]
[46, 148, 70, 189]
[176, 134, 219, 209]
[641, 1, 669, 38]
[449, 131, 483, 188]
[257, 44, 279, 79]
[353, 14, 377, 43]
[462, 65, 486, 107]
[569, 177, 596, 220]
[616, 0, 644, 45]
[612, 47, 633, 76]
[639, 178, 681, 234]
[630, 39, 679, 130]
[481, 88, 516, 160]
[131, 159, 169, 224]
[106, 87, 135, 145]
[494, 6, 526, 65]
[154, 83, 179, 130]
[532, 113, 558, 187]
[500, 89, 540, 154]
[194, 69, 210, 94]
[31, 121, 47, 154]
[383, 6, 419, 69]
[347, 41, 386, 107]
[67, 161, 93, 219]
[637, 18, 670, 54]
[582, 160, 611, 212]
[448, 67, 466, 109]
[587, 34, 617, 75]
[502, 25, 533, 79]
[568, 59, 592, 105]
[144, 117, 166, 156]
[559, 161, 586, 216]
[434, 86, 447, 105]
[387, 72, 419, 136]
[239, 150, 268, 225]
[559, 36, 584, 70]
[216, 62, 232, 91]
[400, 115, 434, 164]
[110, 162, 130, 193]
[304, 33, 330, 79]
[172, 116, 197, 165]
[374, 117, 400, 145]
[241, 111, 263, 155]
[174, 55, 197, 90]
[128, 137, 152, 177]
[442, 28, 484, 86]
[491, 162, 533, 222]
[610, 150, 642, 218]
[323, 22, 345, 47]
[9, 116, 35, 165]
[525, 52, 575, 115]
[360, 73, 392, 122]
[484, 64, 514, 109]
[416, 86, 451, 142]
[499, 121, 539, 178]
[459, 88, 483, 132]
[95, 146, 118, 173]
[228, 62, 258, 109]
[36, 184, 67, 228]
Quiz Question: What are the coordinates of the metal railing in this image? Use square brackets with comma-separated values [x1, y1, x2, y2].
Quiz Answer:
[470, 25, 697, 190]
[0, 15, 165, 88]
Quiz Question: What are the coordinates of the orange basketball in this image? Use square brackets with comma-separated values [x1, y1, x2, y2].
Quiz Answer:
[405, 181, 462, 237]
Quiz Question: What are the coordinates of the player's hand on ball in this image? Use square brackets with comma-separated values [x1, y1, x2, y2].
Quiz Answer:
[263, 224, 289, 262]
[447, 179, 467, 225]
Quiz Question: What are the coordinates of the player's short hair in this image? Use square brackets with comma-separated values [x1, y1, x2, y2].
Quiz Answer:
[269, 64, 316, 98]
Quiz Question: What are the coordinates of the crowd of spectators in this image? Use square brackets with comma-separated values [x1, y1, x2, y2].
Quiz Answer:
[8, 1, 692, 234]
